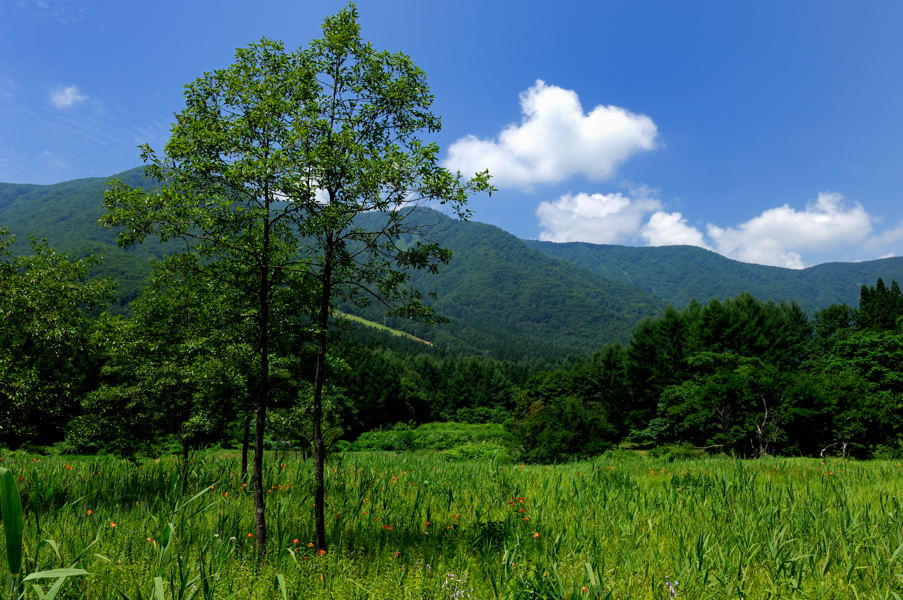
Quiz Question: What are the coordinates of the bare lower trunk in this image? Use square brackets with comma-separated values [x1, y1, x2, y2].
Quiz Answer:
[253, 387, 267, 557]
[253, 186, 272, 558]
[241, 412, 250, 478]
[311, 242, 333, 552]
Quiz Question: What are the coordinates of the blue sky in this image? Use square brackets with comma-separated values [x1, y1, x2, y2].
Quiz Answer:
[2, 0, 902, 268]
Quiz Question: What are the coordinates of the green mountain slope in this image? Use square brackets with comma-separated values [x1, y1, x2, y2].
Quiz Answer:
[0, 167, 160, 304]
[349, 209, 665, 358]
[0, 171, 664, 357]
[524, 240, 903, 312]
[3, 169, 901, 358]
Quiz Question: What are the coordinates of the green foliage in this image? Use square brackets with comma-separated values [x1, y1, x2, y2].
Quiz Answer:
[439, 441, 513, 462]
[649, 443, 709, 461]
[820, 328, 903, 456]
[69, 256, 261, 458]
[510, 289, 900, 460]
[511, 370, 618, 463]
[0, 232, 112, 449]
[526, 239, 903, 312]
[0, 466, 88, 599]
[857, 277, 903, 331]
[351, 422, 512, 452]
[0, 466, 24, 596]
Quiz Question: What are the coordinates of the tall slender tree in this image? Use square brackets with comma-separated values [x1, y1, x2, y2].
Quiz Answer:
[102, 39, 318, 557]
[295, 7, 491, 550]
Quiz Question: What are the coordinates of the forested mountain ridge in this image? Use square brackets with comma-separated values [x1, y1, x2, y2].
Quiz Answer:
[0, 170, 664, 357]
[525, 240, 903, 312]
[0, 167, 160, 304]
[2, 169, 903, 357]
[348, 209, 664, 358]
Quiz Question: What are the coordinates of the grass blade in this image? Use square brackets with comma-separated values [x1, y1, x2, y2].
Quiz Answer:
[0, 467, 24, 599]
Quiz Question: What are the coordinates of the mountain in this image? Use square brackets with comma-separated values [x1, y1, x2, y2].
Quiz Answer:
[347, 209, 665, 358]
[0, 167, 161, 305]
[0, 170, 664, 358]
[2, 169, 902, 358]
[524, 240, 903, 313]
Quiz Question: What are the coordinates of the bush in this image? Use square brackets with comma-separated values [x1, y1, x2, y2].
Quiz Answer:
[651, 443, 709, 462]
[872, 438, 903, 459]
[333, 440, 352, 453]
[512, 396, 617, 463]
[350, 422, 513, 452]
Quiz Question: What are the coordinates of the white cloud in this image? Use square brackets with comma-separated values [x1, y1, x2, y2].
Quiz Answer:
[707, 192, 872, 268]
[445, 80, 657, 189]
[537, 191, 662, 244]
[866, 219, 903, 248]
[534, 188, 896, 267]
[50, 85, 87, 109]
[641, 211, 710, 248]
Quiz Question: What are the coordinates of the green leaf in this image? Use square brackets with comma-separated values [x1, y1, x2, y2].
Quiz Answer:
[0, 467, 24, 584]
[21, 569, 90, 581]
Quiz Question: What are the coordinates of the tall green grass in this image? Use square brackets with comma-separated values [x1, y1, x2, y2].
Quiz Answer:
[1, 467, 87, 600]
[0, 452, 900, 598]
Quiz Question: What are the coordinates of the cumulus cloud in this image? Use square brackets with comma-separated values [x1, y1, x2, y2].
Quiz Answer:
[641, 211, 710, 248]
[445, 80, 657, 189]
[534, 188, 893, 267]
[866, 219, 903, 249]
[707, 192, 872, 268]
[50, 85, 87, 109]
[537, 191, 662, 244]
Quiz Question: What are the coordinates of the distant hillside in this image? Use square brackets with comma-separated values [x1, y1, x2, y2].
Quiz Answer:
[524, 240, 903, 312]
[0, 171, 663, 358]
[349, 209, 665, 359]
[0, 167, 160, 305]
[3, 169, 902, 358]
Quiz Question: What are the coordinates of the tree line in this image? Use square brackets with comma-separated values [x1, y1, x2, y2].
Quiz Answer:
[3, 228, 900, 464]
[511, 281, 902, 461]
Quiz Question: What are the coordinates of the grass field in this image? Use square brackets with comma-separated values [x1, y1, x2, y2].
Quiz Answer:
[0, 451, 901, 599]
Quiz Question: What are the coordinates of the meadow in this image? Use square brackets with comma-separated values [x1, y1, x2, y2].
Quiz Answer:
[1, 451, 901, 599]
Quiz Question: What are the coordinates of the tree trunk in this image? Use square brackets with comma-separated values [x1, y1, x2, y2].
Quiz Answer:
[252, 189, 272, 559]
[311, 240, 333, 552]
[241, 412, 250, 479]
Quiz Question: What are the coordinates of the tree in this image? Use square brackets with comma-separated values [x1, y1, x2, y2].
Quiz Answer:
[103, 39, 321, 557]
[652, 353, 790, 456]
[103, 6, 489, 555]
[822, 328, 903, 455]
[511, 371, 617, 463]
[857, 278, 903, 331]
[0, 231, 112, 448]
[69, 255, 256, 463]
[290, 7, 491, 550]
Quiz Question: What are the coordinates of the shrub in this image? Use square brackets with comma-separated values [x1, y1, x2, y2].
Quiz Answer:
[350, 422, 513, 452]
[651, 443, 709, 462]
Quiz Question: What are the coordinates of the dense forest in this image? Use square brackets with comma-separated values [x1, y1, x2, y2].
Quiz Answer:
[1, 222, 900, 461]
